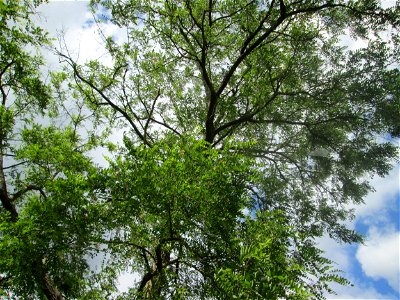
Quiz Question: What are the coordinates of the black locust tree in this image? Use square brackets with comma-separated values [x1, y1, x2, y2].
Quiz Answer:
[58, 0, 399, 299]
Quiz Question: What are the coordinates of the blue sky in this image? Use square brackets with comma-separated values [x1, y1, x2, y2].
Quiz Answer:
[318, 164, 399, 299]
[38, 1, 399, 299]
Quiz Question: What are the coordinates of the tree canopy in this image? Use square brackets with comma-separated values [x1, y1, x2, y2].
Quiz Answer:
[0, 0, 399, 299]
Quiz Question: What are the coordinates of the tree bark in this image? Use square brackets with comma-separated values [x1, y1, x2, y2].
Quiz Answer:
[42, 273, 64, 300]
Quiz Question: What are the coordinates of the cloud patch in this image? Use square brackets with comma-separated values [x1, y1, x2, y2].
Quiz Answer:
[356, 226, 400, 293]
[352, 164, 399, 223]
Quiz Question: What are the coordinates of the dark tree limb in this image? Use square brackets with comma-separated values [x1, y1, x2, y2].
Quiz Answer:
[12, 184, 47, 202]
[58, 52, 150, 147]
[0, 60, 15, 106]
[0, 151, 18, 221]
[149, 117, 182, 136]
[2, 160, 28, 170]
[143, 89, 160, 144]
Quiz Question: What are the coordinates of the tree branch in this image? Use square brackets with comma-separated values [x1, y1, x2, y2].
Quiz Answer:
[12, 184, 47, 202]
[144, 89, 160, 144]
[239, 0, 277, 55]
[215, 85, 281, 135]
[149, 117, 181, 136]
[213, 1, 256, 24]
[0, 150, 18, 221]
[0, 60, 15, 106]
[58, 52, 150, 147]
[2, 160, 28, 170]
[216, 2, 348, 104]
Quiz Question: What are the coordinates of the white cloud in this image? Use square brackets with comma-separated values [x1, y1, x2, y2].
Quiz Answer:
[317, 235, 352, 272]
[37, 1, 89, 30]
[36, 2, 91, 67]
[37, 2, 127, 66]
[340, 33, 369, 52]
[353, 165, 399, 222]
[117, 270, 141, 293]
[356, 227, 400, 293]
[381, 0, 397, 9]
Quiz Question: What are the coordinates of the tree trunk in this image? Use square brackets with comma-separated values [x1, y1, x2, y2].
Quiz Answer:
[42, 273, 64, 300]
[0, 145, 64, 299]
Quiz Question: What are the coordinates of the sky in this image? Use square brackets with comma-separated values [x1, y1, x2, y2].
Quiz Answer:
[35, 1, 399, 299]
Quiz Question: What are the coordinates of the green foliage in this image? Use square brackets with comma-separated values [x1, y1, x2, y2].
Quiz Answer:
[186, 210, 350, 300]
[0, 2, 103, 298]
[0, 125, 100, 298]
[92, 136, 253, 298]
[1, 0, 399, 299]
[0, 0, 51, 111]
[214, 211, 352, 300]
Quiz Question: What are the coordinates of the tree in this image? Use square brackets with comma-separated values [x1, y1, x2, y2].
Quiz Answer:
[59, 0, 398, 298]
[1, 0, 399, 299]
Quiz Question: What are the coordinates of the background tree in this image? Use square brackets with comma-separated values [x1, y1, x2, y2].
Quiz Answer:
[0, 1, 108, 299]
